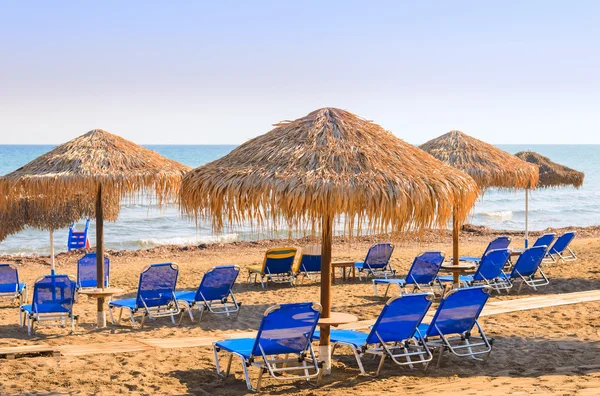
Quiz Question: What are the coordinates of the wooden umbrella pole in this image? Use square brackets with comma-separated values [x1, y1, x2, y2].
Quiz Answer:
[525, 188, 529, 248]
[452, 208, 459, 284]
[319, 210, 333, 374]
[95, 183, 106, 327]
[49, 229, 55, 275]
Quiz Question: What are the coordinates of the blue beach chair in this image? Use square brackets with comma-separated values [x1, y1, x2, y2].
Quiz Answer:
[418, 286, 493, 367]
[176, 265, 241, 324]
[293, 244, 322, 283]
[76, 253, 110, 289]
[437, 249, 511, 293]
[0, 264, 27, 305]
[459, 236, 511, 264]
[497, 246, 549, 293]
[372, 251, 445, 297]
[512, 233, 556, 255]
[545, 231, 576, 263]
[313, 293, 434, 375]
[20, 274, 77, 335]
[247, 247, 297, 288]
[108, 263, 180, 329]
[355, 242, 395, 280]
[213, 302, 322, 392]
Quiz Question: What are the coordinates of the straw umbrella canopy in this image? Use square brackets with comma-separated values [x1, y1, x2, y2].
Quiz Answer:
[180, 108, 479, 372]
[0, 195, 120, 271]
[0, 129, 190, 326]
[420, 130, 539, 269]
[515, 151, 584, 242]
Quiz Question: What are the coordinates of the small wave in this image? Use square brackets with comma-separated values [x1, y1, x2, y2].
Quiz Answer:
[477, 210, 513, 219]
[136, 233, 239, 248]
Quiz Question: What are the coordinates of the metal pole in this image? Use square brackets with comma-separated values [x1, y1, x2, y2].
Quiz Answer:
[49, 229, 55, 275]
[525, 189, 529, 248]
[96, 183, 106, 327]
[452, 209, 459, 284]
[319, 211, 333, 374]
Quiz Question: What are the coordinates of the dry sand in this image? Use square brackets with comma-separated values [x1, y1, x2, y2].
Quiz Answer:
[0, 228, 599, 395]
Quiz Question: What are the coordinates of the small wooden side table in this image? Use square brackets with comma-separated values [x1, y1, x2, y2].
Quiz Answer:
[331, 261, 356, 283]
[78, 287, 124, 328]
[440, 262, 477, 273]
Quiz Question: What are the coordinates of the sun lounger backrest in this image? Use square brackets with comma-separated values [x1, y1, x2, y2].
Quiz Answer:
[425, 286, 490, 337]
[77, 253, 110, 288]
[0, 264, 19, 293]
[473, 249, 510, 281]
[533, 233, 556, 249]
[366, 293, 433, 344]
[510, 246, 546, 278]
[263, 248, 297, 275]
[483, 236, 511, 255]
[405, 251, 445, 285]
[32, 275, 76, 314]
[196, 265, 240, 301]
[298, 254, 322, 273]
[252, 302, 321, 357]
[137, 263, 179, 308]
[364, 243, 394, 269]
[549, 231, 575, 255]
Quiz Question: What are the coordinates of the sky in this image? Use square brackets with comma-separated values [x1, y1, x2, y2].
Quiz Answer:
[1, 1, 599, 145]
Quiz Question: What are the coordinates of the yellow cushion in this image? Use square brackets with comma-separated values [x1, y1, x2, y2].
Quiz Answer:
[248, 265, 263, 275]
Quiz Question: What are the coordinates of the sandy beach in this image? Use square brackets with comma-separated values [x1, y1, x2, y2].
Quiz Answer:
[0, 227, 599, 395]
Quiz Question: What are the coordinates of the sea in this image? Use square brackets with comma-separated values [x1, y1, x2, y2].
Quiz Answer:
[0, 144, 598, 255]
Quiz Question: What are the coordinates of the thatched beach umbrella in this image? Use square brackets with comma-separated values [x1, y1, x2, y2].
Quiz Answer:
[0, 195, 120, 272]
[420, 130, 539, 271]
[0, 129, 190, 326]
[515, 151, 584, 244]
[180, 108, 479, 372]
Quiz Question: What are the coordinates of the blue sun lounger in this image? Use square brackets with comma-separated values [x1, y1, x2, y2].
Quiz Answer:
[496, 246, 549, 293]
[176, 265, 241, 324]
[213, 302, 322, 392]
[76, 253, 110, 289]
[437, 249, 511, 293]
[545, 231, 576, 263]
[513, 233, 556, 255]
[313, 293, 434, 375]
[355, 242, 395, 280]
[20, 274, 77, 335]
[459, 236, 511, 264]
[293, 244, 322, 283]
[0, 264, 27, 305]
[418, 286, 493, 367]
[108, 263, 180, 329]
[372, 251, 445, 297]
[247, 247, 298, 288]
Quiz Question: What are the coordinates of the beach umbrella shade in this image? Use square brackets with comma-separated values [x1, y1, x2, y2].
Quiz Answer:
[0, 195, 120, 272]
[179, 108, 479, 373]
[0, 129, 190, 326]
[515, 151, 584, 244]
[420, 130, 539, 275]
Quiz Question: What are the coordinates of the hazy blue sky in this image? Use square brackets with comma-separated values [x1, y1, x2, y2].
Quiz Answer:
[1, 1, 599, 145]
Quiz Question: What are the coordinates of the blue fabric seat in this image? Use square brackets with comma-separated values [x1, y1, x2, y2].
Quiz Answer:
[213, 302, 322, 392]
[459, 236, 511, 264]
[437, 249, 511, 293]
[175, 265, 241, 324]
[419, 286, 492, 367]
[247, 247, 297, 288]
[355, 242, 395, 280]
[77, 253, 110, 289]
[373, 251, 445, 297]
[0, 264, 28, 305]
[313, 293, 434, 375]
[495, 246, 549, 293]
[108, 263, 180, 329]
[545, 231, 576, 263]
[20, 274, 77, 335]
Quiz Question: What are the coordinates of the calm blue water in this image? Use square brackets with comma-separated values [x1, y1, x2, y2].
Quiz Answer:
[0, 144, 597, 255]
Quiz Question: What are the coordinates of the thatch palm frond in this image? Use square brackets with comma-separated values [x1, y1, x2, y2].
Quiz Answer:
[0, 129, 191, 211]
[181, 108, 480, 234]
[515, 151, 584, 188]
[420, 130, 539, 189]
